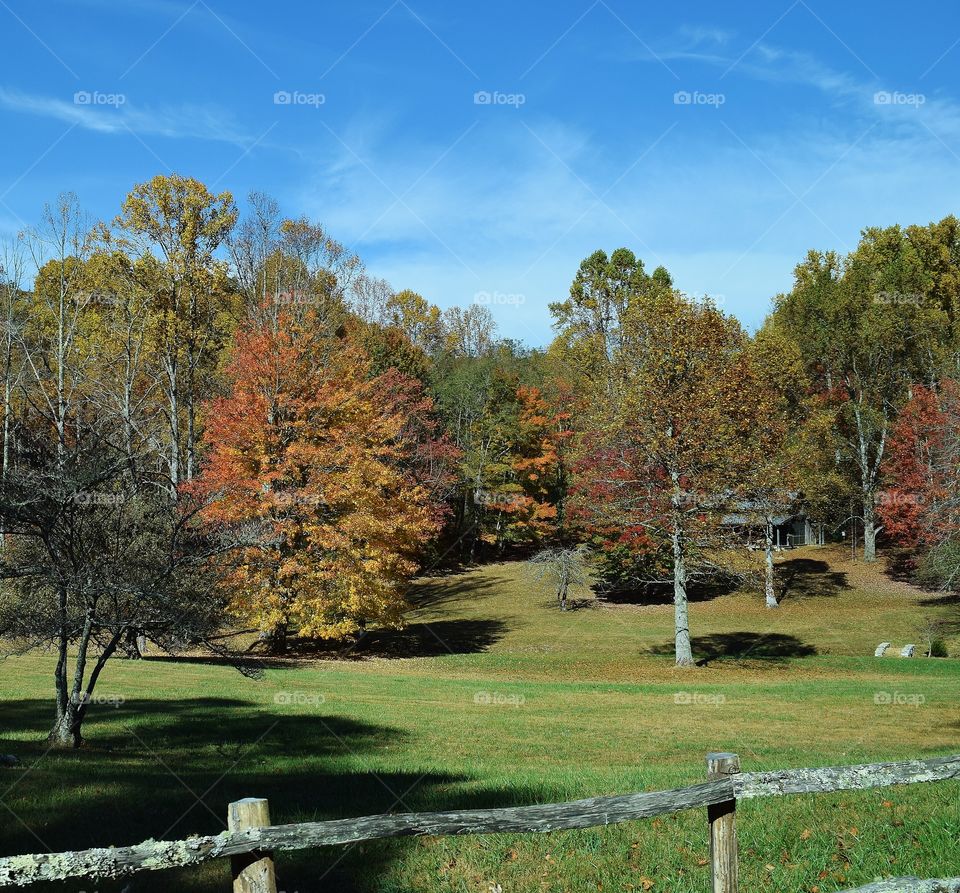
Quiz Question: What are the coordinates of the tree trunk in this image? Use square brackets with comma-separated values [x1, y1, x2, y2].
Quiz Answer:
[122, 354, 138, 480]
[124, 627, 143, 659]
[852, 400, 884, 564]
[186, 364, 196, 481]
[558, 580, 568, 611]
[269, 620, 288, 655]
[863, 493, 877, 563]
[672, 512, 694, 667]
[1, 328, 11, 552]
[53, 584, 69, 732]
[168, 379, 180, 492]
[765, 518, 778, 608]
[47, 610, 122, 749]
[55, 271, 67, 471]
[49, 700, 81, 748]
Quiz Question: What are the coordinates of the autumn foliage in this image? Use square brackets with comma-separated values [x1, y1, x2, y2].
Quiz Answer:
[188, 311, 451, 645]
[480, 385, 570, 545]
[879, 381, 960, 552]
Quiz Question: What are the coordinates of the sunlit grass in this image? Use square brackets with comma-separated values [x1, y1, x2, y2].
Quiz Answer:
[1, 546, 958, 892]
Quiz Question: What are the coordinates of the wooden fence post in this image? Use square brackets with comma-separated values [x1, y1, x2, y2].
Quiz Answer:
[706, 752, 740, 893]
[228, 798, 278, 893]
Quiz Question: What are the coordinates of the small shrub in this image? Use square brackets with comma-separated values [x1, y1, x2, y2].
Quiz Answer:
[929, 638, 949, 658]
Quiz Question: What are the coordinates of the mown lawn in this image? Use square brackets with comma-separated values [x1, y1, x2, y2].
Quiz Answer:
[1, 546, 958, 892]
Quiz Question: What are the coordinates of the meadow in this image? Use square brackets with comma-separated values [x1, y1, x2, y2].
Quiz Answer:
[1, 546, 958, 893]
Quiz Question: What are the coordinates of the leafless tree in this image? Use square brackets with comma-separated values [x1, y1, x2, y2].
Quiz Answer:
[528, 545, 591, 611]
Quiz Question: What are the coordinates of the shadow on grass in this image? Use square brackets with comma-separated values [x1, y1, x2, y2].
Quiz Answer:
[914, 590, 960, 639]
[777, 558, 849, 601]
[917, 591, 960, 607]
[149, 616, 511, 667]
[145, 652, 308, 673]
[0, 696, 532, 892]
[407, 572, 510, 610]
[301, 617, 510, 659]
[599, 575, 742, 606]
[884, 547, 921, 584]
[648, 631, 818, 665]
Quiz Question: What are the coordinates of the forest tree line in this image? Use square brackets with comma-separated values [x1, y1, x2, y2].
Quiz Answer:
[2, 174, 959, 744]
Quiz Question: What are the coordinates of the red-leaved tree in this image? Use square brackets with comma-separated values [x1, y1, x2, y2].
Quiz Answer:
[879, 381, 960, 555]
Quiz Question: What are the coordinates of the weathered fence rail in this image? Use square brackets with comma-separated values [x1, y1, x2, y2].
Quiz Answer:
[842, 881, 960, 893]
[1, 753, 957, 891]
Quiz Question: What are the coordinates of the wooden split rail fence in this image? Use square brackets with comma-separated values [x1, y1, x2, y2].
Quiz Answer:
[0, 753, 958, 892]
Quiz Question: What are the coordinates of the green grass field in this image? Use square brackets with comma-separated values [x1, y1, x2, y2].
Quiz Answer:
[1, 546, 958, 892]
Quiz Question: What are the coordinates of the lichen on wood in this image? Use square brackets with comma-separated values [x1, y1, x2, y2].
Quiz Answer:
[1, 753, 957, 888]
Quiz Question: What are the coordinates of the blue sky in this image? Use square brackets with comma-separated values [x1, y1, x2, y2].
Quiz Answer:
[1, 0, 959, 346]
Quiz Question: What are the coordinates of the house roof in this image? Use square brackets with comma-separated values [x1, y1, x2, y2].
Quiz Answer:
[721, 513, 796, 526]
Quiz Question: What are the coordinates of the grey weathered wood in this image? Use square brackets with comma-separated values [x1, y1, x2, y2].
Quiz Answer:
[1, 753, 957, 888]
[0, 780, 735, 886]
[901, 644, 916, 657]
[707, 752, 739, 893]
[839, 879, 960, 893]
[733, 754, 960, 799]
[228, 798, 277, 893]
[875, 642, 891, 657]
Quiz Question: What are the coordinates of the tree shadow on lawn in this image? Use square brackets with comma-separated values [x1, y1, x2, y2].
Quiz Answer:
[148, 616, 510, 668]
[917, 591, 960, 607]
[406, 572, 510, 610]
[777, 558, 849, 602]
[0, 696, 533, 892]
[301, 617, 510, 659]
[648, 631, 818, 665]
[884, 547, 921, 584]
[914, 591, 960, 638]
[599, 576, 742, 606]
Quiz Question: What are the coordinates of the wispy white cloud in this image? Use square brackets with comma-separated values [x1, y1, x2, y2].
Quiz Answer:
[676, 25, 735, 49]
[633, 30, 960, 147]
[736, 43, 866, 97]
[287, 80, 960, 345]
[0, 86, 253, 147]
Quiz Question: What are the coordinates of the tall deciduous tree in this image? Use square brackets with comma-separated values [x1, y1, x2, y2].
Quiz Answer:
[549, 248, 671, 393]
[0, 241, 27, 510]
[573, 289, 762, 666]
[189, 311, 446, 650]
[772, 224, 949, 561]
[878, 381, 960, 583]
[21, 194, 95, 468]
[742, 328, 806, 607]
[116, 174, 237, 490]
[385, 289, 445, 355]
[0, 195, 226, 747]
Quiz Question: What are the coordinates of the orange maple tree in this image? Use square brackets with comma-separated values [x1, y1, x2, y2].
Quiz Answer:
[471, 384, 570, 549]
[507, 385, 570, 540]
[188, 310, 448, 648]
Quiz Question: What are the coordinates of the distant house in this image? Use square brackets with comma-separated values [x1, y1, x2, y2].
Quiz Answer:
[720, 500, 825, 548]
